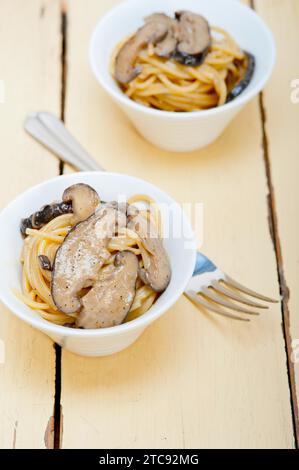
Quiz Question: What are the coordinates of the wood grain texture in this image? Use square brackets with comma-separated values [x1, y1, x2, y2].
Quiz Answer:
[60, 0, 294, 448]
[254, 0, 299, 442]
[0, 0, 61, 448]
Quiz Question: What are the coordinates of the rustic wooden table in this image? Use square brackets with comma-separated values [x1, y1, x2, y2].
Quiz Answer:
[0, 0, 298, 449]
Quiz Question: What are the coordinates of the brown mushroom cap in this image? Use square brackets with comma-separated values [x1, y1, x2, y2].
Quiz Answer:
[154, 31, 178, 58]
[115, 21, 169, 84]
[38, 255, 52, 271]
[114, 11, 212, 81]
[76, 251, 139, 329]
[62, 183, 101, 224]
[128, 208, 171, 292]
[174, 11, 211, 65]
[20, 184, 100, 238]
[226, 51, 255, 103]
[145, 13, 178, 58]
[145, 12, 174, 26]
[51, 203, 126, 314]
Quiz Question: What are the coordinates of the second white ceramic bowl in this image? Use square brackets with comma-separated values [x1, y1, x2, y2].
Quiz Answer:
[89, 0, 276, 152]
[0, 172, 196, 356]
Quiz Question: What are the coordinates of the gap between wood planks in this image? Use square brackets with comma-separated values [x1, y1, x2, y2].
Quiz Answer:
[250, 0, 299, 448]
[47, 0, 299, 449]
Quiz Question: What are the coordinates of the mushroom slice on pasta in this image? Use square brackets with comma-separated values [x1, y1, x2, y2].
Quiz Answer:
[174, 11, 211, 65]
[51, 203, 126, 314]
[115, 21, 169, 84]
[20, 183, 101, 237]
[128, 208, 171, 293]
[76, 251, 139, 329]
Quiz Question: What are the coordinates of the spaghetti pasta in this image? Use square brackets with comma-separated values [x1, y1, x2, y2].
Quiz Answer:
[18, 195, 161, 327]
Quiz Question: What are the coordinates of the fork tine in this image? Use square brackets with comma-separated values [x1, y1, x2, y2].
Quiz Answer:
[224, 275, 278, 303]
[185, 290, 250, 322]
[211, 280, 268, 309]
[201, 287, 260, 315]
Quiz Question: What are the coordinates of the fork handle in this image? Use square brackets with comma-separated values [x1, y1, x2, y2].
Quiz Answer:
[24, 112, 104, 172]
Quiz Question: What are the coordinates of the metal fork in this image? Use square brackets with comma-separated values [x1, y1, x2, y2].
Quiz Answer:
[24, 111, 277, 322]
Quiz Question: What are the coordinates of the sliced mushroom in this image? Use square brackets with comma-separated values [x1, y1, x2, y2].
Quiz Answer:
[127, 208, 171, 292]
[76, 251, 139, 329]
[154, 32, 177, 58]
[145, 12, 174, 26]
[115, 21, 169, 84]
[51, 203, 126, 314]
[174, 11, 211, 65]
[62, 183, 101, 224]
[38, 255, 52, 271]
[226, 51, 255, 103]
[20, 201, 72, 238]
[145, 13, 178, 58]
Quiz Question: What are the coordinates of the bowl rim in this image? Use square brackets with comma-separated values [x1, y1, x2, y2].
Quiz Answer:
[0, 171, 197, 337]
[89, 0, 276, 119]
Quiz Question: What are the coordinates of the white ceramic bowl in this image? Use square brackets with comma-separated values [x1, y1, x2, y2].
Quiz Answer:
[0, 172, 196, 356]
[89, 0, 276, 152]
